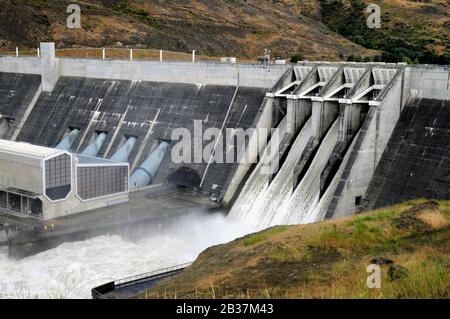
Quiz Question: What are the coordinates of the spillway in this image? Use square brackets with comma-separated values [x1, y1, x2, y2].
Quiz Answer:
[228, 118, 311, 228]
[228, 117, 340, 228]
[227, 117, 288, 227]
[282, 118, 339, 224]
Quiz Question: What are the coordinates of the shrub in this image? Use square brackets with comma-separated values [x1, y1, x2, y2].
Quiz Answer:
[290, 53, 304, 63]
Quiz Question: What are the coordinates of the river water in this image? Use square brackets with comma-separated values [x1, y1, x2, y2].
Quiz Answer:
[0, 213, 254, 299]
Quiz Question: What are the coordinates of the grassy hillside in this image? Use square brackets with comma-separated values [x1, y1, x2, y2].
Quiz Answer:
[140, 199, 449, 299]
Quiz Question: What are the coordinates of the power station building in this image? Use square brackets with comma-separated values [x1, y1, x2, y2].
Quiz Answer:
[0, 139, 129, 220]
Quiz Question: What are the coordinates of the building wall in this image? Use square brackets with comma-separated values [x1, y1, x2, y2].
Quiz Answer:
[41, 191, 128, 220]
[0, 157, 43, 194]
[0, 147, 129, 220]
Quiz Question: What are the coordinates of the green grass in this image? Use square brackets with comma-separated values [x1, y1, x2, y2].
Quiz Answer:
[242, 226, 289, 246]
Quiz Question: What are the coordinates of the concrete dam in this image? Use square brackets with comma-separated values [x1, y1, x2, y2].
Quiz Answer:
[0, 42, 449, 257]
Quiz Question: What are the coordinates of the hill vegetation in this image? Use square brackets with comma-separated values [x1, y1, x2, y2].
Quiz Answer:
[0, 0, 448, 63]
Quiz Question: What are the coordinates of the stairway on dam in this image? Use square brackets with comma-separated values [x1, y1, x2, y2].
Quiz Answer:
[365, 98, 450, 209]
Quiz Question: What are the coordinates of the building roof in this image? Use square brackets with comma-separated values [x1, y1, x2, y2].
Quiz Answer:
[0, 139, 62, 159]
[75, 154, 127, 166]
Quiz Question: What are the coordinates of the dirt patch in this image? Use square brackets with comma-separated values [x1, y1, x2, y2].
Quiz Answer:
[417, 211, 449, 229]
[392, 201, 441, 232]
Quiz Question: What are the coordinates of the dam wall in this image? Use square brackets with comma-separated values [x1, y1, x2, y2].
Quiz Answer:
[0, 44, 288, 89]
[15, 76, 266, 195]
[0, 57, 41, 75]
[0, 42, 448, 225]
[405, 65, 450, 101]
[365, 98, 450, 208]
[58, 59, 287, 88]
[0, 72, 41, 139]
[0, 43, 283, 200]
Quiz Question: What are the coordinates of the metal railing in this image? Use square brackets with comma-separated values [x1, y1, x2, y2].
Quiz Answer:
[0, 47, 284, 66]
[115, 262, 192, 288]
[91, 262, 192, 299]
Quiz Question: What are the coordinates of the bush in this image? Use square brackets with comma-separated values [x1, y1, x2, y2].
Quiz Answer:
[290, 53, 304, 63]
[347, 54, 362, 62]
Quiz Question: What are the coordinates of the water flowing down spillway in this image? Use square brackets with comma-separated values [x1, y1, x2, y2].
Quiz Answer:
[0, 213, 255, 299]
[228, 118, 312, 228]
[282, 119, 339, 224]
[226, 117, 288, 227]
[228, 118, 340, 229]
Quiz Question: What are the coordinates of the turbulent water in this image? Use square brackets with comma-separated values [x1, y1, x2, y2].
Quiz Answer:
[228, 118, 340, 229]
[0, 213, 254, 299]
[228, 118, 311, 228]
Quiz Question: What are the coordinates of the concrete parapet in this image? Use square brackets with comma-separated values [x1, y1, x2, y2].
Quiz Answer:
[405, 65, 450, 100]
[40, 43, 60, 92]
[58, 58, 288, 88]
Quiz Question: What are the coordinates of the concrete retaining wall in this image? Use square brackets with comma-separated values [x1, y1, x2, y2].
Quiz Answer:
[0, 57, 41, 75]
[0, 55, 288, 89]
[405, 65, 450, 101]
[59, 59, 288, 88]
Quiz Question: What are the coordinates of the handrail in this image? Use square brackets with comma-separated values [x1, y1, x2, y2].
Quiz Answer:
[114, 262, 192, 287]
[91, 262, 193, 299]
[0, 47, 293, 67]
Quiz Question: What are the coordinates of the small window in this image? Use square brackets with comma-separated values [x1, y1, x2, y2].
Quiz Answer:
[355, 196, 363, 206]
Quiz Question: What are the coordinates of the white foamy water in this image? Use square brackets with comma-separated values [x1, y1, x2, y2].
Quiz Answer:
[228, 118, 340, 229]
[0, 213, 255, 299]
